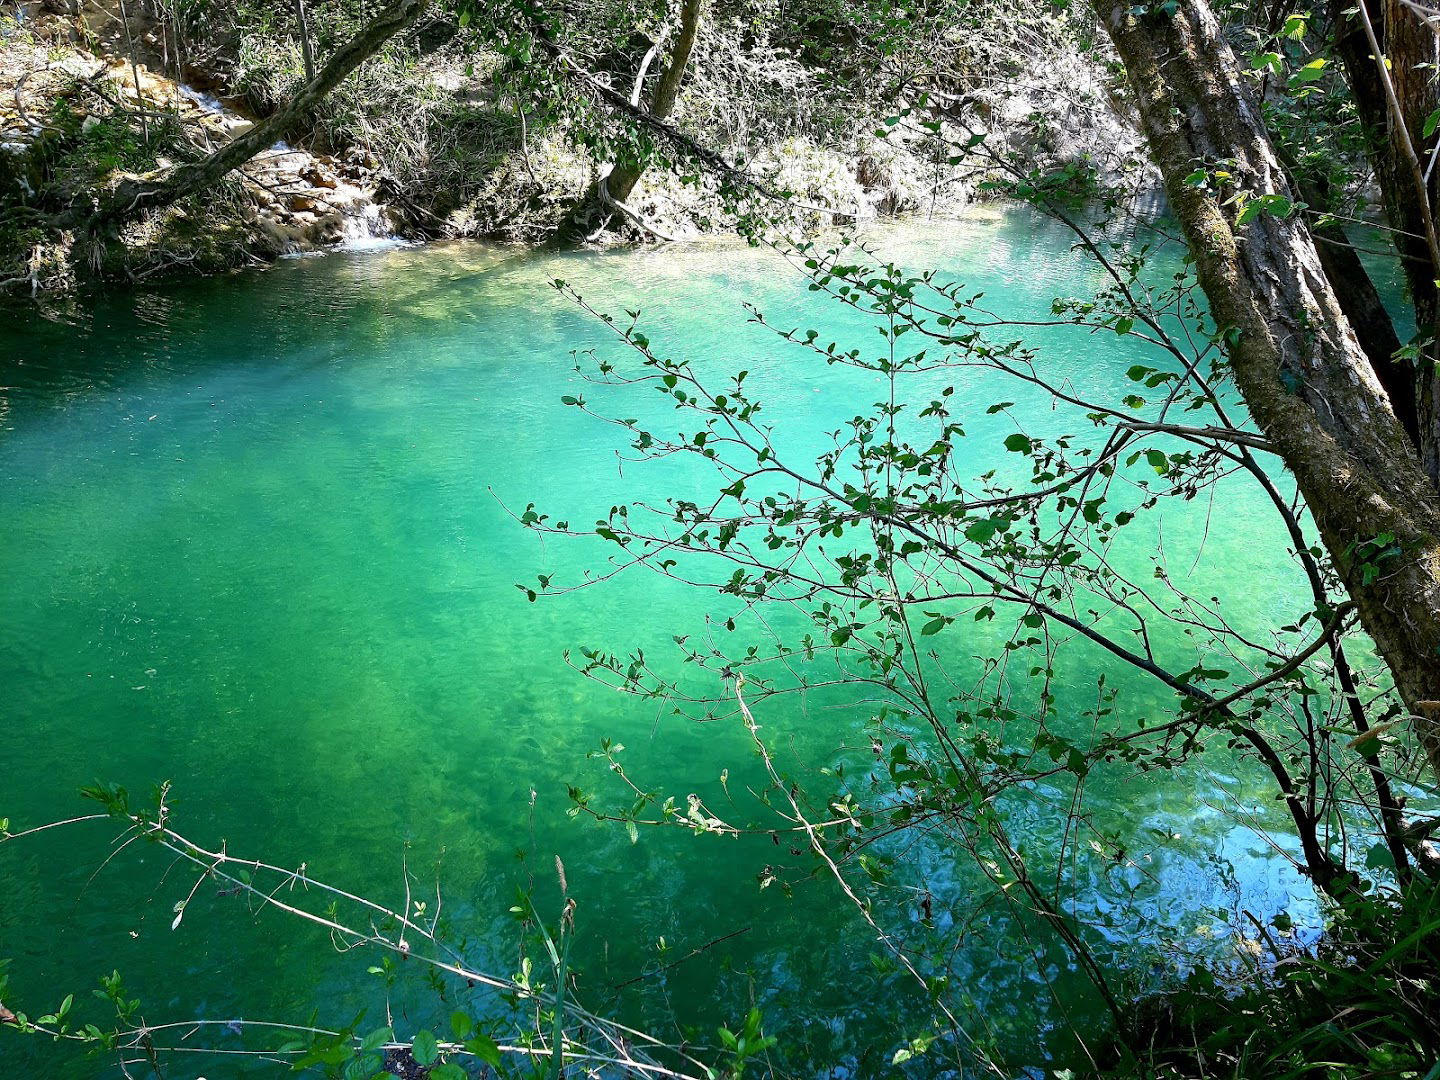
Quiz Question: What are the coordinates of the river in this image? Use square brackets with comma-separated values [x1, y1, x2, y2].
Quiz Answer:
[0, 208, 1354, 1075]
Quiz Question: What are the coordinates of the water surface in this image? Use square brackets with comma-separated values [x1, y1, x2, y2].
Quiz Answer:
[1, 211, 1324, 1075]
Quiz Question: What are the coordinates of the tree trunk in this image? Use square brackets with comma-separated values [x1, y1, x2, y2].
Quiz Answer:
[1380, 0, 1440, 486]
[604, 0, 704, 205]
[116, 0, 150, 146]
[55, 0, 422, 234]
[1297, 178, 1420, 446]
[561, 0, 705, 240]
[1330, 0, 1440, 483]
[296, 0, 317, 83]
[1092, 0, 1440, 776]
[1276, 146, 1418, 443]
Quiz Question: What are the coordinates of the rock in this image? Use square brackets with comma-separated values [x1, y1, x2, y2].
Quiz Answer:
[288, 195, 316, 211]
[81, 114, 99, 132]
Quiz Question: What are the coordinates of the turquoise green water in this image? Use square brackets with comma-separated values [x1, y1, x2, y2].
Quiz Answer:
[2, 211, 1326, 1076]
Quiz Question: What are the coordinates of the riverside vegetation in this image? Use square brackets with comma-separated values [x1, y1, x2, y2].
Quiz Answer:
[3, 0, 1440, 1077]
[0, 0, 1127, 290]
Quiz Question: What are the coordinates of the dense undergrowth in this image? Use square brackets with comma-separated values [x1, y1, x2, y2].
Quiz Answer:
[1114, 876, 1440, 1074]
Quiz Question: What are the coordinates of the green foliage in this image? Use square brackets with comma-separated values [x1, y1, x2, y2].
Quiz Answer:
[717, 1007, 778, 1076]
[23, 92, 200, 206]
[410, 1027, 438, 1065]
[1345, 532, 1405, 587]
[1117, 876, 1440, 1075]
[6, 0, 1438, 1074]
[519, 47, 1438, 1063]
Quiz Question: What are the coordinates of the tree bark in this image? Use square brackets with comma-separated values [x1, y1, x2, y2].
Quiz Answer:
[1329, 0, 1440, 482]
[1383, 0, 1440, 482]
[1276, 145, 1418, 442]
[1093, 0, 1440, 776]
[1297, 177, 1420, 446]
[55, 0, 423, 234]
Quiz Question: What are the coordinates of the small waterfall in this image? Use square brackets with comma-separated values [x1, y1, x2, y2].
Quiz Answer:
[336, 196, 406, 252]
[176, 85, 227, 115]
[169, 74, 408, 255]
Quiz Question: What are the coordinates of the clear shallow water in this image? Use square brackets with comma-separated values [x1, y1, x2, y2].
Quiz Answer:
[2, 210, 1324, 1076]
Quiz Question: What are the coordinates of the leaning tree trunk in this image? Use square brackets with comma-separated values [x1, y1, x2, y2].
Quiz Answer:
[1278, 158, 1419, 446]
[561, 0, 704, 240]
[605, 0, 703, 205]
[1330, 0, 1440, 484]
[55, 0, 423, 234]
[295, 0, 318, 82]
[1378, 0, 1440, 483]
[1092, 0, 1440, 776]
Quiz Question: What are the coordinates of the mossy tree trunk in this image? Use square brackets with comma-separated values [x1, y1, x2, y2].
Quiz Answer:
[1093, 0, 1440, 776]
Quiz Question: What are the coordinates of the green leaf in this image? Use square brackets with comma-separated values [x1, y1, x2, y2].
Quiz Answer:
[449, 1012, 473, 1040]
[361, 1026, 393, 1052]
[464, 1034, 503, 1067]
[1236, 194, 1296, 226]
[964, 518, 1001, 544]
[1365, 842, 1396, 871]
[1114, 316, 1134, 336]
[1249, 50, 1282, 74]
[430, 1066, 467, 1080]
[1003, 433, 1033, 453]
[345, 1051, 381, 1079]
[412, 1029, 439, 1066]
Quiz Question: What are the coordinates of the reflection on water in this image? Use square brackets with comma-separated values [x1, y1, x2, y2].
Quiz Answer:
[1, 210, 1322, 1075]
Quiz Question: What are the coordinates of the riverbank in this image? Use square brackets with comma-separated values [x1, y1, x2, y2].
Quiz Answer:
[1, 0, 1142, 297]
